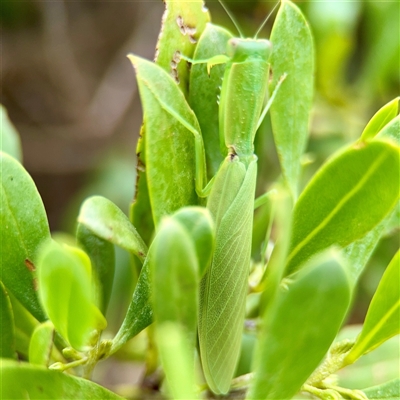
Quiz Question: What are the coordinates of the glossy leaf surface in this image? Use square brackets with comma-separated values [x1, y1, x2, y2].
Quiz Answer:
[377, 115, 400, 145]
[0, 105, 22, 162]
[188, 23, 233, 178]
[38, 241, 106, 350]
[76, 224, 115, 314]
[249, 250, 351, 400]
[0, 281, 16, 358]
[270, 0, 314, 199]
[172, 206, 214, 278]
[362, 378, 400, 400]
[0, 360, 123, 399]
[0, 152, 49, 321]
[345, 250, 400, 364]
[286, 141, 400, 275]
[360, 97, 399, 141]
[343, 208, 396, 282]
[111, 258, 152, 353]
[155, 0, 209, 97]
[78, 196, 147, 262]
[151, 217, 198, 335]
[130, 55, 204, 226]
[131, 0, 209, 234]
[29, 321, 54, 366]
[151, 217, 199, 400]
[112, 207, 213, 353]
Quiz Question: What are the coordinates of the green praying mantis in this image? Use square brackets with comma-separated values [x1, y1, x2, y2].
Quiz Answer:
[128, 2, 287, 395]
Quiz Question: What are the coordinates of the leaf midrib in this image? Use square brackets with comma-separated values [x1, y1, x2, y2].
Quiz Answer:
[287, 150, 388, 266]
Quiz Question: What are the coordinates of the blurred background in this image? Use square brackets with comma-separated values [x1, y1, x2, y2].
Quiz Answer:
[1, 0, 399, 329]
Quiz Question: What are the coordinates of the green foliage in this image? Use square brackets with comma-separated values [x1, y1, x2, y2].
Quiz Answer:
[345, 250, 400, 364]
[269, 0, 314, 199]
[1, 0, 399, 399]
[1, 152, 49, 321]
[286, 140, 400, 276]
[37, 241, 106, 351]
[0, 360, 123, 399]
[250, 249, 352, 400]
[0, 281, 16, 359]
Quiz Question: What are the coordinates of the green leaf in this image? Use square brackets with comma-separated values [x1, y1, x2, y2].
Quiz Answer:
[156, 0, 210, 97]
[151, 217, 198, 335]
[37, 241, 106, 351]
[111, 258, 152, 353]
[360, 97, 399, 141]
[155, 322, 198, 400]
[131, 0, 209, 234]
[0, 152, 49, 321]
[188, 23, 233, 178]
[29, 321, 54, 366]
[345, 250, 400, 364]
[76, 224, 115, 315]
[78, 196, 147, 263]
[0, 359, 123, 399]
[270, 0, 314, 199]
[249, 249, 352, 400]
[129, 55, 203, 226]
[150, 216, 199, 399]
[286, 140, 400, 276]
[0, 105, 22, 162]
[172, 206, 215, 278]
[9, 291, 38, 358]
[111, 207, 213, 353]
[0, 281, 16, 359]
[362, 378, 400, 400]
[343, 207, 396, 282]
[377, 114, 400, 145]
[259, 187, 293, 311]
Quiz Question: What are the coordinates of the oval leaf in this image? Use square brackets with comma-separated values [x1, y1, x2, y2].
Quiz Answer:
[0, 359, 123, 399]
[111, 258, 152, 353]
[131, 0, 209, 238]
[29, 321, 54, 366]
[38, 241, 106, 351]
[151, 217, 199, 400]
[361, 97, 399, 141]
[362, 378, 400, 400]
[286, 140, 400, 275]
[0, 281, 16, 359]
[156, 322, 198, 400]
[129, 54, 204, 226]
[78, 196, 147, 262]
[0, 105, 22, 162]
[345, 250, 400, 364]
[0, 152, 49, 321]
[111, 207, 214, 353]
[151, 217, 198, 334]
[172, 206, 215, 278]
[270, 0, 314, 199]
[377, 114, 400, 145]
[249, 249, 351, 400]
[76, 223, 115, 315]
[156, 0, 210, 96]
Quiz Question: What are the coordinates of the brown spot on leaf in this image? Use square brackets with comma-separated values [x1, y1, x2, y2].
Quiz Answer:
[25, 259, 36, 272]
[175, 15, 197, 43]
[32, 278, 38, 291]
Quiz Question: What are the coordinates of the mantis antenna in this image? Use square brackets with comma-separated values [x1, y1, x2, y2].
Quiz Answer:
[254, 1, 280, 39]
[217, 0, 244, 38]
